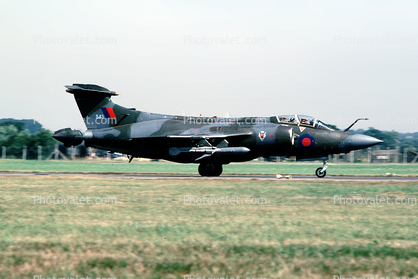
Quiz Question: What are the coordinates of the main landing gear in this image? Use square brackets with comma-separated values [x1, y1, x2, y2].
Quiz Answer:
[198, 163, 223, 177]
[315, 161, 328, 178]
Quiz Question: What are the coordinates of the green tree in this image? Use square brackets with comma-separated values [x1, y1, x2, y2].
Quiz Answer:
[0, 123, 58, 159]
[0, 121, 24, 132]
[0, 125, 19, 142]
[327, 124, 340, 131]
[28, 130, 57, 159]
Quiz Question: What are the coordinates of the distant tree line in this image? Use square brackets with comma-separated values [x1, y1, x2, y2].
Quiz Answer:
[356, 128, 418, 151]
[0, 120, 57, 159]
[0, 118, 43, 134]
[0, 119, 417, 160]
[320, 123, 417, 151]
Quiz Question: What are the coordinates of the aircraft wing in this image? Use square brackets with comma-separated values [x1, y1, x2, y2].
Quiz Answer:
[166, 131, 253, 140]
[127, 130, 254, 148]
[137, 131, 255, 161]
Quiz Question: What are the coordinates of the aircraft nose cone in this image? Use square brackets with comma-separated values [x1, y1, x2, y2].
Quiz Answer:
[340, 134, 383, 152]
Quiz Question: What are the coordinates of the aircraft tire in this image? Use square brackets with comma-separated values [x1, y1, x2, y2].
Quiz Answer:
[198, 163, 208, 176]
[315, 167, 326, 178]
[198, 163, 223, 177]
[213, 164, 223, 176]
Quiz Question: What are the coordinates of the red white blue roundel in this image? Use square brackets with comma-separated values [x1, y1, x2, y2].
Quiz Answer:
[298, 134, 315, 149]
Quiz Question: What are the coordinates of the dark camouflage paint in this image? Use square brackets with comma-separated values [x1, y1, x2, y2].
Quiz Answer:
[54, 84, 382, 166]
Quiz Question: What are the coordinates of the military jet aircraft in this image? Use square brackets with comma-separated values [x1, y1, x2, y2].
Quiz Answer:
[53, 84, 382, 177]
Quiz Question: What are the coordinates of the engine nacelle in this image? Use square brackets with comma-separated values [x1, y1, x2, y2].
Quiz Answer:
[53, 128, 84, 147]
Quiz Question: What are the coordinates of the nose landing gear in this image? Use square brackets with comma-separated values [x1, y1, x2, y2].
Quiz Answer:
[198, 163, 223, 177]
[315, 161, 328, 178]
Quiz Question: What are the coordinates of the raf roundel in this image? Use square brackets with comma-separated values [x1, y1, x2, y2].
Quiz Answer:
[298, 134, 315, 149]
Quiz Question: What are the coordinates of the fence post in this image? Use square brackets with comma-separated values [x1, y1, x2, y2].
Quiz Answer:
[22, 146, 27, 160]
[38, 146, 42, 160]
[1, 146, 5, 159]
[395, 146, 400, 163]
[350, 151, 354, 163]
[71, 147, 75, 160]
[386, 147, 390, 163]
[46, 144, 67, 160]
[87, 147, 93, 157]
[55, 144, 59, 160]
[403, 148, 408, 163]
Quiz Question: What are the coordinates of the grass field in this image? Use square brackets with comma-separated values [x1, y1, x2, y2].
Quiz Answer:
[1, 174, 418, 278]
[0, 159, 417, 176]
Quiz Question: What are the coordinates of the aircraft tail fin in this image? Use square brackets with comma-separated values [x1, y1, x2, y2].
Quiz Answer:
[66, 84, 139, 129]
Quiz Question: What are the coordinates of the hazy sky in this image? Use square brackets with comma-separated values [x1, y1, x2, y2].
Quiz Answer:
[1, 0, 417, 133]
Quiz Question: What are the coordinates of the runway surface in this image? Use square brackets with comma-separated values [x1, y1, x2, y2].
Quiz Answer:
[1, 172, 417, 181]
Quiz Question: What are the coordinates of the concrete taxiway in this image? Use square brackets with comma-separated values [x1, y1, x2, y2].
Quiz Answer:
[0, 172, 417, 181]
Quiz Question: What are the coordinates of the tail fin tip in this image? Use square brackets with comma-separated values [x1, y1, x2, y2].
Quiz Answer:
[65, 84, 118, 96]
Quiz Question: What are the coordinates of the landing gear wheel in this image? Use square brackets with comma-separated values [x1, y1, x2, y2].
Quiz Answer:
[198, 163, 223, 177]
[213, 164, 223, 176]
[198, 164, 208, 176]
[315, 160, 328, 178]
[315, 167, 326, 178]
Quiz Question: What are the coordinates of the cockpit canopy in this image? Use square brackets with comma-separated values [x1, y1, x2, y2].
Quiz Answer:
[276, 115, 334, 131]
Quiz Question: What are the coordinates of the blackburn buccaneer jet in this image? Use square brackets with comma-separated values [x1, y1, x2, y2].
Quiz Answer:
[53, 84, 382, 177]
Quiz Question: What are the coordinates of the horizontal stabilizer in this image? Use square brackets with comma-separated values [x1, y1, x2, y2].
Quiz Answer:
[65, 84, 118, 96]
